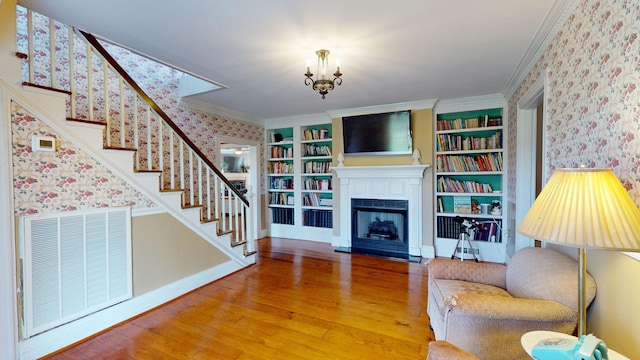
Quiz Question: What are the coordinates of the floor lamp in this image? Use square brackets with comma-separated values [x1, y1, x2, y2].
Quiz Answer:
[517, 167, 640, 337]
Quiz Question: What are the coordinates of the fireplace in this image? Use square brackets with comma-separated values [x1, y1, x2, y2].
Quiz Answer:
[351, 199, 408, 257]
[332, 164, 431, 261]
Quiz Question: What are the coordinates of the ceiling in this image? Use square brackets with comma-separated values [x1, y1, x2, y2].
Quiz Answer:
[19, 0, 562, 121]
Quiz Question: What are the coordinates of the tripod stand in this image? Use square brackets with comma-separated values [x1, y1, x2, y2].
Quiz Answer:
[451, 218, 479, 262]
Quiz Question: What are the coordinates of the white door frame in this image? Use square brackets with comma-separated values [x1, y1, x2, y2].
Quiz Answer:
[515, 71, 548, 251]
[217, 135, 261, 241]
[1, 87, 19, 359]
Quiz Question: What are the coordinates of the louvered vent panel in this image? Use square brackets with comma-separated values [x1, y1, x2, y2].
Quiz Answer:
[22, 208, 132, 337]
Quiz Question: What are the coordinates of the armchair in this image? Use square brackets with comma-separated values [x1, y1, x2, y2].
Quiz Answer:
[427, 247, 596, 360]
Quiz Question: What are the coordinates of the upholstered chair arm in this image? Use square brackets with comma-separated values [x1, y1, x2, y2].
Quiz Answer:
[427, 340, 480, 360]
[446, 294, 576, 322]
[428, 258, 507, 289]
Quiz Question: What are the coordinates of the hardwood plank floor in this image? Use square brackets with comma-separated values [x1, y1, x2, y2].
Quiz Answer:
[44, 237, 434, 359]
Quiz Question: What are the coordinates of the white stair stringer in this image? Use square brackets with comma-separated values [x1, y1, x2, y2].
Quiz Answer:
[13, 86, 254, 269]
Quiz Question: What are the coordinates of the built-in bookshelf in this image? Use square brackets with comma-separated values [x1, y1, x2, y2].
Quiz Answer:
[265, 119, 334, 240]
[434, 99, 507, 263]
[300, 124, 333, 229]
[267, 127, 295, 225]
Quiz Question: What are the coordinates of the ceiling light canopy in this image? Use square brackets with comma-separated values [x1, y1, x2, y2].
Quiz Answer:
[304, 49, 342, 99]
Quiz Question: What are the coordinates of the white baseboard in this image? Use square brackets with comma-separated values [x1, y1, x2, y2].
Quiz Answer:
[19, 260, 242, 360]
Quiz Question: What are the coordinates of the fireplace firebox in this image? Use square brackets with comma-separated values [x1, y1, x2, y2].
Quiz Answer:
[351, 198, 408, 258]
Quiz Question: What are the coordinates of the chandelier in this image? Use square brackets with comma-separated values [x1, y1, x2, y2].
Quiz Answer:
[304, 49, 342, 99]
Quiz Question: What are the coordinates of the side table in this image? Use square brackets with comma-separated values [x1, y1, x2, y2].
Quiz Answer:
[521, 331, 629, 359]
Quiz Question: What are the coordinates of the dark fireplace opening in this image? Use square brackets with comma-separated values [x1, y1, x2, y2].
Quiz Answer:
[350, 198, 408, 259]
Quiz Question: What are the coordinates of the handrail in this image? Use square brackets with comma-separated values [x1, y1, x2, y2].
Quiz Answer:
[77, 29, 249, 206]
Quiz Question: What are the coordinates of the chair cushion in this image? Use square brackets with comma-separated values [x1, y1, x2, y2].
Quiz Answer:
[430, 278, 512, 317]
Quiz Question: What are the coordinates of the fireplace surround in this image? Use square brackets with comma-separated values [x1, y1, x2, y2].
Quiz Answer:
[333, 165, 430, 260]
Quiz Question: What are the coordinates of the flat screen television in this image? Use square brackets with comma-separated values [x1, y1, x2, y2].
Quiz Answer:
[342, 110, 412, 155]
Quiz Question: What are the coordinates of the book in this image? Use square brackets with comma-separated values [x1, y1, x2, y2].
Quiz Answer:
[453, 195, 472, 213]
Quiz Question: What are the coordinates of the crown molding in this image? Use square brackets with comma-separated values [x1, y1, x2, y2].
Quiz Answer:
[502, 0, 580, 99]
[264, 113, 333, 128]
[326, 99, 437, 119]
[434, 94, 507, 114]
[178, 97, 264, 126]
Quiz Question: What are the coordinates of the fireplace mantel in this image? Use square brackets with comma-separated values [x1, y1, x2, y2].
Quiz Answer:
[332, 164, 431, 257]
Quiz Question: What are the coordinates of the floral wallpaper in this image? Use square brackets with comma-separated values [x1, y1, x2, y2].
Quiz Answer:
[11, 101, 158, 215]
[507, 0, 640, 205]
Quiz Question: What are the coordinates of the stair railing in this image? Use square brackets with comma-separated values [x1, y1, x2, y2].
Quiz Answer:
[16, 6, 255, 255]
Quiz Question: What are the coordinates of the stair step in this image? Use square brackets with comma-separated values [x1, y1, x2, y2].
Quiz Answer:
[66, 118, 107, 126]
[22, 82, 72, 96]
[105, 146, 138, 152]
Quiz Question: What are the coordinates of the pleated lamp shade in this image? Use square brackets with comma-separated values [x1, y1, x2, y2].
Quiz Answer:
[518, 168, 640, 251]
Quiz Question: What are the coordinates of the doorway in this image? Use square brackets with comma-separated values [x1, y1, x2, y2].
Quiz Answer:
[514, 73, 547, 252]
[218, 135, 261, 242]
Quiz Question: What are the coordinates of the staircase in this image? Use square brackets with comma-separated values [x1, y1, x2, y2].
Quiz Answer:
[15, 6, 256, 264]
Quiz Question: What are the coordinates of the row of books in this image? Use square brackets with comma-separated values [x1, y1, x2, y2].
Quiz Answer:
[303, 193, 332, 207]
[437, 177, 494, 193]
[303, 209, 333, 228]
[436, 133, 502, 152]
[303, 144, 332, 157]
[436, 216, 501, 242]
[268, 161, 294, 174]
[270, 146, 293, 159]
[302, 178, 331, 191]
[436, 153, 503, 172]
[271, 208, 294, 225]
[302, 128, 330, 141]
[303, 161, 331, 174]
[436, 115, 502, 131]
[269, 192, 293, 206]
[270, 177, 293, 190]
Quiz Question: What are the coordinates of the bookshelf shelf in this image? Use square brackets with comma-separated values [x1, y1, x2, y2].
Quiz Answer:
[434, 101, 507, 263]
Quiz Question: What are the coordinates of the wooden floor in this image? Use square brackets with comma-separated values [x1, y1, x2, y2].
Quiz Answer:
[45, 238, 434, 359]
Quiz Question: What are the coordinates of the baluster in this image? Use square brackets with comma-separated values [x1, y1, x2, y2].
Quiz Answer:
[133, 96, 139, 169]
[119, 78, 125, 147]
[146, 110, 152, 170]
[206, 168, 212, 221]
[158, 118, 164, 176]
[169, 131, 175, 189]
[87, 46, 94, 121]
[69, 26, 76, 118]
[27, 10, 34, 83]
[179, 141, 185, 197]
[104, 61, 110, 146]
[188, 150, 194, 206]
[49, 18, 56, 88]
[197, 159, 203, 213]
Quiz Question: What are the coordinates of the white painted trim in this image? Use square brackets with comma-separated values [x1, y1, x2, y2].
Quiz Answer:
[421, 245, 435, 259]
[502, 0, 580, 99]
[434, 93, 507, 113]
[333, 165, 430, 256]
[217, 134, 261, 245]
[515, 71, 548, 252]
[325, 99, 437, 119]
[19, 260, 243, 360]
[264, 112, 333, 128]
[131, 206, 165, 217]
[0, 82, 19, 360]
